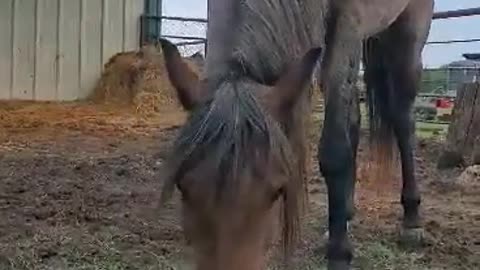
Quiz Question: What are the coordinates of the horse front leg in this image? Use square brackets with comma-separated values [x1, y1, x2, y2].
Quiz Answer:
[387, 0, 433, 244]
[318, 29, 361, 270]
[347, 92, 361, 222]
[390, 41, 424, 245]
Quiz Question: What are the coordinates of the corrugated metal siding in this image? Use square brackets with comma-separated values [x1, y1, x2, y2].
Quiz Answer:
[0, 0, 145, 101]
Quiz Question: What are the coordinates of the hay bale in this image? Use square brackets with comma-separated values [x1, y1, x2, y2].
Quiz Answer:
[91, 45, 203, 116]
[133, 91, 162, 117]
[91, 51, 141, 104]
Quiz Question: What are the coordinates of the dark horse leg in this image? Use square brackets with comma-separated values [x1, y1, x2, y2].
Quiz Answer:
[347, 91, 360, 222]
[318, 19, 362, 269]
[320, 69, 360, 241]
[363, 0, 433, 242]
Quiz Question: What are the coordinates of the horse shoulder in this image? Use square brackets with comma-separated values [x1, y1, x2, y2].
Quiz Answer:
[332, 0, 412, 37]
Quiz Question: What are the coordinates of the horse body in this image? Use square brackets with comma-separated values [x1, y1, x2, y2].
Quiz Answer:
[161, 0, 434, 269]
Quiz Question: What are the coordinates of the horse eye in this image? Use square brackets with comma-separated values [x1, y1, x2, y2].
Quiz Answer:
[271, 187, 285, 202]
[177, 181, 191, 202]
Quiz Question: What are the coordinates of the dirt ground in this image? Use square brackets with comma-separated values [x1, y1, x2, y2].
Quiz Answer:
[0, 101, 478, 270]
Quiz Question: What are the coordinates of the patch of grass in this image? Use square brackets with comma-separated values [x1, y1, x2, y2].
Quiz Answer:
[416, 122, 448, 131]
[314, 103, 450, 141]
[416, 121, 448, 139]
[5, 240, 180, 270]
[58, 246, 127, 270]
[355, 241, 426, 270]
[294, 240, 427, 270]
[296, 257, 328, 270]
[3, 234, 128, 270]
[1, 226, 183, 270]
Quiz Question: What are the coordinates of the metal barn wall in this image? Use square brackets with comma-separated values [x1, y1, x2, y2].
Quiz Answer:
[0, 0, 145, 101]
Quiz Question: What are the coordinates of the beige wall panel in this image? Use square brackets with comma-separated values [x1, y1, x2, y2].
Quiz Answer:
[0, 0, 145, 101]
[35, 0, 59, 100]
[0, 0, 14, 99]
[102, 0, 125, 65]
[124, 0, 145, 51]
[80, 0, 103, 99]
[12, 0, 36, 99]
[57, 0, 81, 100]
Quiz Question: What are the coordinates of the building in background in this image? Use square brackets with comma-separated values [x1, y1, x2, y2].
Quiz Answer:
[0, 0, 145, 101]
[443, 53, 480, 93]
[463, 53, 480, 61]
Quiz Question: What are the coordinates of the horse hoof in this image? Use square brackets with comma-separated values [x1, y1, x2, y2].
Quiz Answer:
[399, 227, 425, 247]
[328, 260, 351, 270]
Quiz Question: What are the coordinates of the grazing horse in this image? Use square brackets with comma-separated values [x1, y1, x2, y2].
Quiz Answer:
[160, 0, 434, 269]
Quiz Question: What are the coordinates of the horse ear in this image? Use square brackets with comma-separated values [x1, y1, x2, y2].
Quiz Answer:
[159, 38, 204, 110]
[191, 51, 204, 59]
[263, 47, 322, 118]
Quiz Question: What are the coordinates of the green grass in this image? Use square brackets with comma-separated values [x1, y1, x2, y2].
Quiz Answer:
[359, 103, 449, 139]
[286, 240, 428, 270]
[416, 121, 449, 139]
[268, 239, 428, 270]
[354, 241, 426, 270]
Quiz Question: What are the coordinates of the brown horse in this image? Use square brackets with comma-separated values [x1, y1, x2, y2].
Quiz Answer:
[160, 0, 434, 269]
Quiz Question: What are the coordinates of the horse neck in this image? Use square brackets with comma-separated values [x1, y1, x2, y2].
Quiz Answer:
[227, 0, 328, 84]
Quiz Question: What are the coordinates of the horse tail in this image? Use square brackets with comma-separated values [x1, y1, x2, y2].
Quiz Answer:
[362, 37, 396, 183]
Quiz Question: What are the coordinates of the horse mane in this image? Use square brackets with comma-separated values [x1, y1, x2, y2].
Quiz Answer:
[231, 0, 328, 83]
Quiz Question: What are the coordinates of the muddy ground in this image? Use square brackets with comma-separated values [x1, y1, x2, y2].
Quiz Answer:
[0, 101, 478, 270]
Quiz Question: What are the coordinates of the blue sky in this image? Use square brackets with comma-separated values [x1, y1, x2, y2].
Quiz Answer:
[163, 0, 480, 68]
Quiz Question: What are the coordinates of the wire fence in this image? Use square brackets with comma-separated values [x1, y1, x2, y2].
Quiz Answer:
[422, 66, 480, 95]
[419, 7, 480, 96]
[143, 6, 480, 123]
[141, 15, 207, 57]
[161, 16, 208, 56]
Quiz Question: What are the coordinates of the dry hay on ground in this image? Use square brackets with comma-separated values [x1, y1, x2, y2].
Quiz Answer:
[91, 45, 202, 116]
[0, 45, 199, 143]
[0, 101, 187, 144]
[457, 165, 480, 188]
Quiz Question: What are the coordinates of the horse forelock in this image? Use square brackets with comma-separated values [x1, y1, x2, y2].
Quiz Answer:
[161, 76, 304, 263]
[168, 78, 297, 197]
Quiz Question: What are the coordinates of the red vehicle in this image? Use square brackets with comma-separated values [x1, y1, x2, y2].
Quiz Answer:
[435, 97, 454, 109]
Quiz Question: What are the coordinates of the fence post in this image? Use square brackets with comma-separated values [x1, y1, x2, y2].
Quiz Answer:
[144, 0, 163, 43]
[157, 0, 163, 37]
[205, 0, 209, 55]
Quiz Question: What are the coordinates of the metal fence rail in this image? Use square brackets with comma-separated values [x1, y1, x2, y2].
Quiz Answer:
[142, 5, 480, 56]
[432, 7, 480, 19]
[141, 14, 208, 56]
